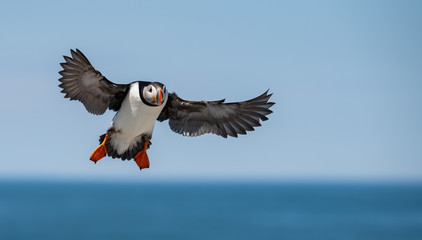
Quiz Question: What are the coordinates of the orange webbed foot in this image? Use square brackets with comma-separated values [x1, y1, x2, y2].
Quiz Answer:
[134, 141, 150, 170]
[89, 134, 109, 163]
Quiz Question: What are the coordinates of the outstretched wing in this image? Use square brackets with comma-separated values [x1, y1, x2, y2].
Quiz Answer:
[58, 49, 129, 115]
[158, 91, 275, 138]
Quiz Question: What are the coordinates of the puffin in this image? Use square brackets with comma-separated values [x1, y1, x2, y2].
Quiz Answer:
[58, 49, 275, 171]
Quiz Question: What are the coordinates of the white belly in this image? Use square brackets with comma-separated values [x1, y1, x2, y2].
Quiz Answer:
[109, 82, 166, 154]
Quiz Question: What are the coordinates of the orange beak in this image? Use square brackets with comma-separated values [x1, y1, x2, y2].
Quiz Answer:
[157, 88, 163, 105]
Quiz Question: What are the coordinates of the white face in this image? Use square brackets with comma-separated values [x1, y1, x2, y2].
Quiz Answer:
[143, 84, 157, 102]
[142, 84, 167, 106]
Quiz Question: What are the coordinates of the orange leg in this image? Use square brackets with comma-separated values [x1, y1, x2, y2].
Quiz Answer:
[134, 141, 150, 170]
[89, 134, 109, 163]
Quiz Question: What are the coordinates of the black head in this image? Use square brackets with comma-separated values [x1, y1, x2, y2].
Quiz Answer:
[138, 81, 168, 106]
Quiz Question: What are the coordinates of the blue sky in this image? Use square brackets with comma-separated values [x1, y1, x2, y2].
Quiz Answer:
[0, 0, 421, 181]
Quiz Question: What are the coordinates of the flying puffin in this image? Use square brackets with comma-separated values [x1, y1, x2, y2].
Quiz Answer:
[58, 49, 275, 171]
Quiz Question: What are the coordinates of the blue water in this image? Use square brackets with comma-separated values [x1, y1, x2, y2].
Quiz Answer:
[0, 181, 421, 240]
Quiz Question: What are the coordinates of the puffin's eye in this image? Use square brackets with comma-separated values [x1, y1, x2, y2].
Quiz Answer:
[148, 88, 152, 93]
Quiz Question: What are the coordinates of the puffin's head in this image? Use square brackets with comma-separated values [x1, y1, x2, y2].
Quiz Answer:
[140, 82, 168, 106]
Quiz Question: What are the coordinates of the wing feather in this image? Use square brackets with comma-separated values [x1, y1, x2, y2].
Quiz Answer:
[158, 91, 274, 138]
[58, 49, 129, 115]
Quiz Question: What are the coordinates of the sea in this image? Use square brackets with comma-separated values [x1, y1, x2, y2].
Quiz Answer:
[0, 180, 421, 240]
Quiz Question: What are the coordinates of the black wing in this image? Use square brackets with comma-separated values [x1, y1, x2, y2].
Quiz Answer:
[158, 91, 275, 138]
[58, 49, 129, 115]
